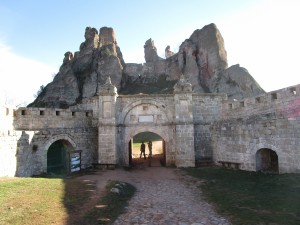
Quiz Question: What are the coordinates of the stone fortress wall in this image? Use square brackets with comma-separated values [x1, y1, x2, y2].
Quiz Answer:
[2, 24, 299, 177]
[213, 84, 300, 173]
[1, 107, 98, 176]
[0, 83, 299, 176]
[0, 106, 18, 176]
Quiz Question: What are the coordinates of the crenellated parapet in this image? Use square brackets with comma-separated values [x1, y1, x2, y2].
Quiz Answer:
[14, 107, 94, 130]
[222, 83, 300, 120]
[212, 83, 300, 173]
[2, 79, 300, 176]
[0, 106, 16, 135]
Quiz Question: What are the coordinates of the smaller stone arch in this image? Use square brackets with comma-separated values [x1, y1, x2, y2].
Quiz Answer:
[249, 141, 283, 171]
[43, 134, 77, 151]
[256, 148, 279, 173]
[42, 134, 77, 174]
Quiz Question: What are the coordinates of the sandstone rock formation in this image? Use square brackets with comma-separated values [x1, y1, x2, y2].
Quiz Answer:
[29, 26, 124, 108]
[120, 23, 264, 97]
[29, 23, 265, 108]
[209, 64, 264, 99]
[144, 38, 163, 63]
[165, 45, 174, 58]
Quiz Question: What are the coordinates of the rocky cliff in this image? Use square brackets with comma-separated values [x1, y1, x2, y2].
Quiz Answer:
[29, 23, 265, 108]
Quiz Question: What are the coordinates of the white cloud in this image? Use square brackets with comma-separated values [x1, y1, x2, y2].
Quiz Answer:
[218, 0, 300, 91]
[0, 43, 57, 106]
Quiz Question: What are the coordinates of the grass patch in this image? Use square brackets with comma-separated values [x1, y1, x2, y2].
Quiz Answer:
[82, 181, 136, 224]
[184, 167, 300, 225]
[0, 176, 135, 225]
[0, 177, 95, 225]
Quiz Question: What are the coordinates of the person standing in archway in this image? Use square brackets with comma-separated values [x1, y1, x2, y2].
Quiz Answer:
[148, 141, 152, 158]
[140, 141, 146, 159]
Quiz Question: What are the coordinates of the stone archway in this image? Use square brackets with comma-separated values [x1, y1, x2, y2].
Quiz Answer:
[256, 148, 279, 173]
[129, 131, 166, 167]
[43, 134, 77, 174]
[124, 126, 172, 167]
[119, 98, 174, 167]
[47, 140, 74, 174]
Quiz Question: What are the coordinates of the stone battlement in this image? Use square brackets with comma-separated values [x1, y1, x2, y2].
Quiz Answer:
[1, 80, 300, 176]
[1, 106, 15, 135]
[223, 83, 300, 119]
[14, 107, 94, 130]
[1, 22, 298, 177]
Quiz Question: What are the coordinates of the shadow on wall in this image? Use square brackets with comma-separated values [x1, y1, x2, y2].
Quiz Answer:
[15, 131, 32, 177]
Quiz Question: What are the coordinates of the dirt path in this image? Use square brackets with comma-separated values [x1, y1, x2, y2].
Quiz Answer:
[78, 167, 231, 225]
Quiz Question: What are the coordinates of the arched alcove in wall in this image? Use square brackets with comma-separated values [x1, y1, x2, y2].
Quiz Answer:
[47, 140, 75, 174]
[43, 134, 77, 175]
[256, 148, 279, 173]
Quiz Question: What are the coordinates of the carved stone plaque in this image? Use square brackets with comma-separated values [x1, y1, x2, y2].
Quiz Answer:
[138, 115, 154, 123]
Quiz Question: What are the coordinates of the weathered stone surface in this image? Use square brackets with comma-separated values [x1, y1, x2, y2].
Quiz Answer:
[30, 61, 80, 108]
[1, 19, 298, 176]
[178, 39, 203, 92]
[173, 74, 193, 93]
[99, 27, 116, 45]
[4, 82, 300, 176]
[29, 26, 124, 108]
[120, 23, 264, 98]
[165, 45, 174, 58]
[29, 23, 264, 108]
[209, 64, 265, 99]
[144, 38, 163, 63]
[189, 23, 228, 84]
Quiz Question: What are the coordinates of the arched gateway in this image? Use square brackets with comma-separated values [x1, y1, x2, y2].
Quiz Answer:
[97, 76, 196, 168]
[123, 101, 171, 166]
[129, 131, 166, 167]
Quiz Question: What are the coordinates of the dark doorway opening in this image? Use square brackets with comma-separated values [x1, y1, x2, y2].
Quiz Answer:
[47, 140, 73, 175]
[129, 132, 166, 168]
[256, 148, 279, 174]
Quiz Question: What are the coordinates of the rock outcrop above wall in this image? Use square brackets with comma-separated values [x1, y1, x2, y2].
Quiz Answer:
[29, 23, 265, 108]
[29, 27, 125, 108]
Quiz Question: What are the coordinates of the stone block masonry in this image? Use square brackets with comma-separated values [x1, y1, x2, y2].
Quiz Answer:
[98, 126, 117, 164]
[213, 84, 300, 173]
[175, 124, 195, 167]
[2, 23, 299, 176]
[1, 83, 300, 176]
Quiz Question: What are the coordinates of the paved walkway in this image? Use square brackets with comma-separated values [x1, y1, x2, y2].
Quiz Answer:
[81, 166, 231, 225]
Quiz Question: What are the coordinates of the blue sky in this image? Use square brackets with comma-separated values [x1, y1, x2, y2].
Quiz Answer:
[0, 0, 299, 106]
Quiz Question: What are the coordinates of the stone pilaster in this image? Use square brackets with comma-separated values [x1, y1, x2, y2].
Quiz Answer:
[97, 77, 118, 164]
[173, 74, 195, 167]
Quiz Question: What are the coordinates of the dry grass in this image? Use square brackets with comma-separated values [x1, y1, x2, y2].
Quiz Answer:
[0, 175, 135, 225]
[0, 178, 68, 224]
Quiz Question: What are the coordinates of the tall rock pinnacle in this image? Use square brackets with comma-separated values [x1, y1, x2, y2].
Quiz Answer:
[29, 23, 265, 108]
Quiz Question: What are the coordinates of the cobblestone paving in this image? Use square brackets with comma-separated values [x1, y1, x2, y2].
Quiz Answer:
[107, 167, 231, 225]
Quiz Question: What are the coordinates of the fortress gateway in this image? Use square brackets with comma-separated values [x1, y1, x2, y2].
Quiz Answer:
[1, 24, 299, 176]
